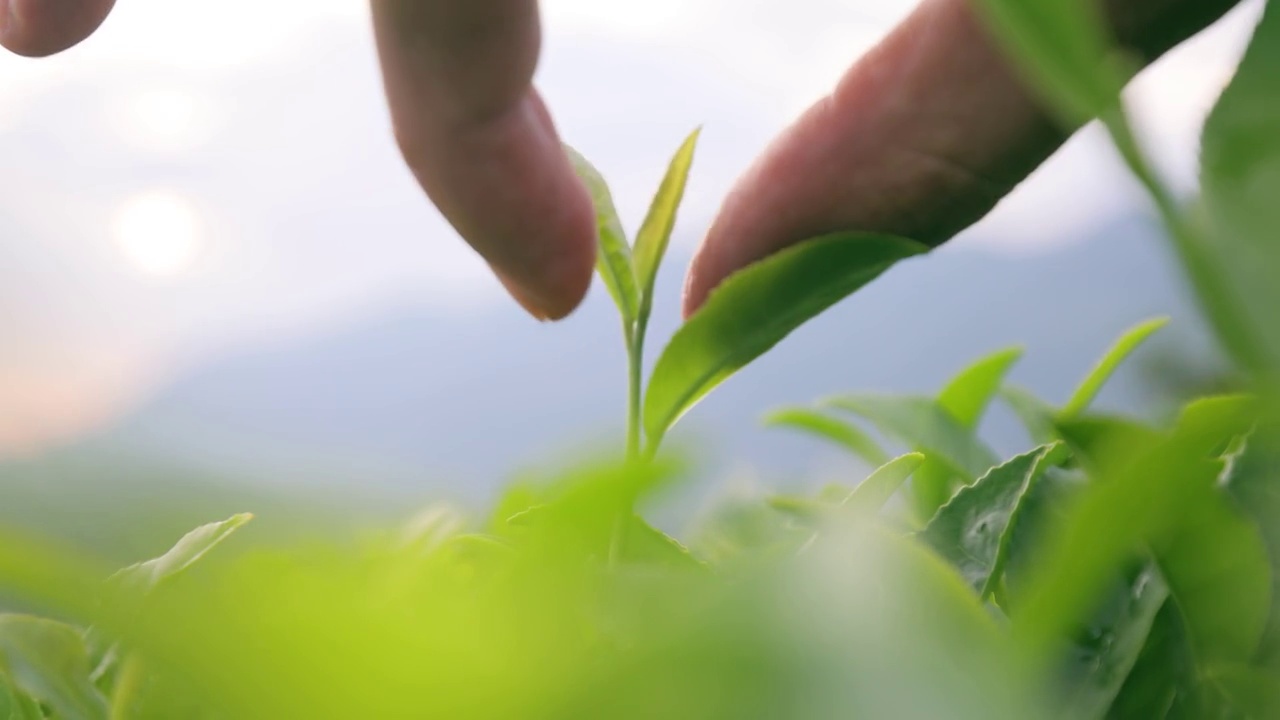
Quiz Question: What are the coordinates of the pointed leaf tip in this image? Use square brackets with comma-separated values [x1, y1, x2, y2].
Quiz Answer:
[565, 144, 640, 325]
[1061, 316, 1169, 418]
[634, 127, 702, 320]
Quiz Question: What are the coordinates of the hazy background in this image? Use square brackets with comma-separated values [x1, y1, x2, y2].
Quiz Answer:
[0, 0, 1263, 557]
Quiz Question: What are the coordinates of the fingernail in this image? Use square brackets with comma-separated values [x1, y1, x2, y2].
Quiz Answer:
[0, 0, 11, 34]
[494, 270, 551, 322]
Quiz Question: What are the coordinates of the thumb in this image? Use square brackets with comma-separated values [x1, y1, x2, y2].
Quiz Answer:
[682, 0, 1241, 318]
[1, 0, 116, 57]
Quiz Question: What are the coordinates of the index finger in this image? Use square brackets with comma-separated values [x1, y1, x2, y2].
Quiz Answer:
[370, 0, 597, 321]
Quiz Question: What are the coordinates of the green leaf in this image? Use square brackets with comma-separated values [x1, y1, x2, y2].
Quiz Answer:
[1012, 397, 1264, 663]
[998, 467, 1084, 611]
[825, 394, 1000, 481]
[843, 453, 927, 518]
[633, 128, 700, 319]
[1200, 1, 1280, 375]
[1060, 317, 1169, 418]
[565, 145, 640, 325]
[620, 516, 705, 570]
[1222, 427, 1280, 665]
[1054, 415, 1164, 476]
[1058, 562, 1170, 720]
[973, 1, 1264, 380]
[938, 346, 1025, 426]
[0, 615, 107, 720]
[766, 455, 924, 530]
[644, 233, 925, 446]
[1174, 394, 1259, 456]
[970, 0, 1128, 124]
[1106, 601, 1203, 719]
[1150, 484, 1271, 666]
[109, 514, 253, 595]
[0, 673, 42, 720]
[1001, 385, 1060, 447]
[995, 466, 1169, 718]
[913, 346, 1025, 522]
[1208, 664, 1280, 719]
[761, 407, 890, 466]
[920, 444, 1061, 596]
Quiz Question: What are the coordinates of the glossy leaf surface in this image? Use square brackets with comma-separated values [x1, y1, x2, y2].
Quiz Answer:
[565, 146, 640, 325]
[633, 129, 700, 318]
[645, 233, 924, 446]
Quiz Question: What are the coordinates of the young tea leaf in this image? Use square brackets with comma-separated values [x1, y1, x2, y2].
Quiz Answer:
[565, 145, 640, 325]
[633, 128, 700, 319]
[0, 616, 107, 720]
[913, 346, 1025, 522]
[109, 513, 253, 595]
[920, 444, 1062, 596]
[1060, 317, 1169, 419]
[843, 453, 927, 518]
[762, 407, 890, 467]
[1001, 385, 1060, 447]
[825, 394, 1000, 481]
[644, 233, 925, 447]
[938, 346, 1025, 426]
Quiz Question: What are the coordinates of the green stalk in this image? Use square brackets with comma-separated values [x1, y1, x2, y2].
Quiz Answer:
[1099, 105, 1269, 379]
[612, 317, 645, 567]
[625, 324, 645, 462]
[110, 653, 146, 720]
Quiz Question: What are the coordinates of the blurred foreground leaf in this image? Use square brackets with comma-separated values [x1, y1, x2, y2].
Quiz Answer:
[1200, 1, 1280, 377]
[0, 616, 107, 720]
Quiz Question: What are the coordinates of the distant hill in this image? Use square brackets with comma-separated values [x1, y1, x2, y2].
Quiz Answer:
[0, 211, 1227, 554]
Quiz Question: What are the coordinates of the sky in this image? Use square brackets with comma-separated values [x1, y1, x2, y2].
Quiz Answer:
[0, 0, 1265, 455]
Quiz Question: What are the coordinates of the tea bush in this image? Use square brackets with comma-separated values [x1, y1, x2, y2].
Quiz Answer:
[1, 0, 1277, 717]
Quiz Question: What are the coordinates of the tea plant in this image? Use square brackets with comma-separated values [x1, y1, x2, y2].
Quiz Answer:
[0, 0, 1276, 717]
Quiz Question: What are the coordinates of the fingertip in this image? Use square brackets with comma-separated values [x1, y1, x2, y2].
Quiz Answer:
[1, 0, 115, 57]
[492, 161, 598, 322]
[680, 165, 769, 320]
[681, 226, 731, 320]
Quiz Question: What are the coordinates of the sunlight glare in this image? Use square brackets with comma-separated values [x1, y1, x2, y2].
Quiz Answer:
[112, 190, 204, 279]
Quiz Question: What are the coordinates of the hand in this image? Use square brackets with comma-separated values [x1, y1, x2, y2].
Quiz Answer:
[2, 0, 1243, 322]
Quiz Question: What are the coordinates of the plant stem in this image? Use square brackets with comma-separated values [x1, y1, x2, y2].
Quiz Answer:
[625, 323, 645, 462]
[1099, 105, 1268, 378]
[612, 320, 646, 568]
[110, 653, 146, 720]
